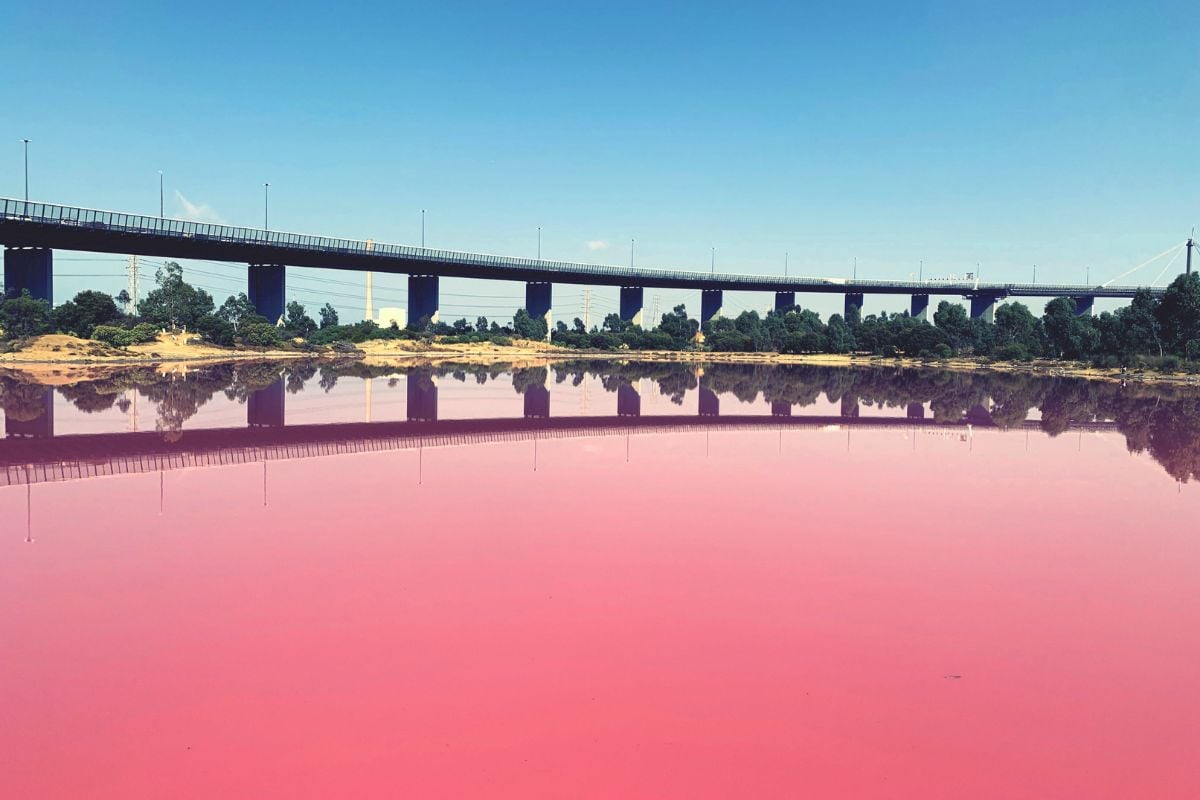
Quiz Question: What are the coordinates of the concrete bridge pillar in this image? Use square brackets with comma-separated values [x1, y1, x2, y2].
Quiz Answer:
[247, 264, 285, 323]
[247, 379, 285, 428]
[407, 372, 438, 421]
[701, 289, 723, 325]
[1074, 295, 1095, 316]
[525, 281, 552, 338]
[774, 292, 796, 313]
[4, 386, 54, 438]
[617, 383, 641, 417]
[844, 293, 864, 320]
[4, 247, 53, 303]
[523, 384, 550, 418]
[910, 294, 929, 321]
[408, 275, 440, 328]
[969, 293, 1001, 323]
[771, 401, 792, 417]
[619, 286, 644, 327]
[699, 386, 720, 417]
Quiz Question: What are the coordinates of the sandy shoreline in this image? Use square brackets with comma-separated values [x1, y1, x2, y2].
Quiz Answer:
[2, 333, 1199, 388]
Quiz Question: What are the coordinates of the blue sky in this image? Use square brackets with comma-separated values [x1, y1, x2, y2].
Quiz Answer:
[3, 1, 1197, 322]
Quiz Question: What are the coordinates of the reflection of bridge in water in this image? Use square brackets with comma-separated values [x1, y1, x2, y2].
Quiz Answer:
[1, 375, 1118, 487]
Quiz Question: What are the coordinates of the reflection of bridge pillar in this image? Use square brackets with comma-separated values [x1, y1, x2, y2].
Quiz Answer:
[523, 385, 550, 418]
[408, 275, 440, 327]
[525, 281, 552, 338]
[840, 395, 860, 418]
[247, 379, 285, 427]
[969, 293, 1001, 323]
[4, 247, 53, 303]
[699, 387, 720, 417]
[5, 386, 54, 438]
[844, 293, 864, 319]
[248, 264, 285, 323]
[771, 401, 792, 417]
[1074, 295, 1095, 316]
[617, 383, 641, 416]
[774, 292, 796, 313]
[407, 373, 438, 421]
[910, 294, 929, 321]
[701, 289, 723, 325]
[619, 286, 644, 326]
[906, 402, 925, 419]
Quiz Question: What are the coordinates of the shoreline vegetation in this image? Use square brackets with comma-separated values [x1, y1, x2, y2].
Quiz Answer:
[4, 259, 1200, 387]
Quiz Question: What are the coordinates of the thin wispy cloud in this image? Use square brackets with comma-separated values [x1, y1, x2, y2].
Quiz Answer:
[175, 191, 227, 224]
[585, 240, 609, 252]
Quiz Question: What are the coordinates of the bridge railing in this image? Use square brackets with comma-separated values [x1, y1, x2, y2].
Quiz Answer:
[0, 198, 1161, 296]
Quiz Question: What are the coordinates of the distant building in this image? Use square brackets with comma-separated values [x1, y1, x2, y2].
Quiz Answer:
[377, 307, 407, 329]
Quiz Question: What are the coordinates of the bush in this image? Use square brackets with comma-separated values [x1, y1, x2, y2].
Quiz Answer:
[992, 343, 1031, 362]
[240, 322, 284, 348]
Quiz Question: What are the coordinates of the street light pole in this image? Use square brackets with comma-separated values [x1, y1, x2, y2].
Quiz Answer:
[537, 226, 541, 260]
[630, 238, 635, 268]
[264, 183, 269, 229]
[22, 139, 30, 202]
[784, 251, 788, 278]
[710, 247, 715, 274]
[159, 171, 164, 217]
[421, 209, 426, 248]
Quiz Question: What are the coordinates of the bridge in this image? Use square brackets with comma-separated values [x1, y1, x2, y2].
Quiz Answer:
[0, 198, 1169, 326]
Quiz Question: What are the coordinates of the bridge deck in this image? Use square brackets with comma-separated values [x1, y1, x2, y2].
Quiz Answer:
[0, 199, 1158, 297]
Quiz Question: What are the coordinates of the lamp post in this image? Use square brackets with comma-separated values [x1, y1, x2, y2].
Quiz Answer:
[537, 226, 541, 260]
[264, 182, 269, 229]
[710, 247, 715, 274]
[22, 139, 30, 202]
[421, 209, 426, 248]
[159, 171, 164, 217]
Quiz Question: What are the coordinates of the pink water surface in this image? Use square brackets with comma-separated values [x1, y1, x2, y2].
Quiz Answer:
[1, 393, 1198, 797]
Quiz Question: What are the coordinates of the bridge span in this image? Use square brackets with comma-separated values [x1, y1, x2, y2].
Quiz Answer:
[1, 198, 1160, 325]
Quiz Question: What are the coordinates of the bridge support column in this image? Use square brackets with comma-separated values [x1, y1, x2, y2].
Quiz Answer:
[699, 387, 720, 417]
[247, 379, 285, 428]
[844, 292, 864, 320]
[408, 275, 439, 328]
[969, 293, 1001, 323]
[1074, 295, 1095, 316]
[774, 291, 796, 313]
[525, 281, 552, 338]
[407, 371, 438, 421]
[619, 286, 644, 327]
[523, 385, 550, 418]
[910, 294, 929, 321]
[4, 247, 53, 303]
[771, 401, 792, 417]
[617, 383, 641, 417]
[248, 264, 285, 323]
[5, 386, 54, 438]
[701, 289, 723, 325]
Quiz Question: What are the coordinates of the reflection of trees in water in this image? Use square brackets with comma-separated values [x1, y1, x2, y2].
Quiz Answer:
[11, 358, 1200, 482]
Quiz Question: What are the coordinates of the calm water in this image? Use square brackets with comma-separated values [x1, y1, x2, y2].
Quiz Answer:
[1, 360, 1198, 798]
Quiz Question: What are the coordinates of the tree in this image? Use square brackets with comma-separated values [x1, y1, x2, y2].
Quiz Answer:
[51, 290, 123, 338]
[0, 290, 53, 339]
[217, 293, 260, 330]
[285, 301, 317, 338]
[319, 303, 340, 329]
[933, 301, 972, 351]
[475, 316, 488, 333]
[512, 308, 549, 340]
[573, 317, 587, 333]
[138, 262, 215, 329]
[1155, 273, 1200, 353]
[240, 321, 284, 348]
[994, 302, 1039, 352]
[659, 305, 698, 346]
[116, 289, 132, 313]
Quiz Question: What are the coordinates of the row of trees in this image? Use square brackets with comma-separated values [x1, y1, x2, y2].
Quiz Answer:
[4, 262, 1200, 367]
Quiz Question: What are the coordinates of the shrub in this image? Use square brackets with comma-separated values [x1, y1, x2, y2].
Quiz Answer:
[992, 343, 1031, 362]
[240, 322, 284, 348]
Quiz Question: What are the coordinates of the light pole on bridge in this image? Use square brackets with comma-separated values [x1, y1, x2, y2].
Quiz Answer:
[421, 209, 426, 248]
[22, 138, 30, 202]
[537, 226, 541, 260]
[264, 182, 270, 229]
[159, 171, 164, 217]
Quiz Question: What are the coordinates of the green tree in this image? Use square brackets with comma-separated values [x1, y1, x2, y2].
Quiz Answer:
[1154, 273, 1200, 353]
[240, 321, 284, 348]
[285, 301, 317, 338]
[659, 305, 698, 346]
[138, 262, 215, 329]
[51, 290, 123, 338]
[0, 290, 53, 339]
[217, 293, 260, 330]
[993, 302, 1039, 352]
[933, 301, 972, 351]
[512, 308, 549, 340]
[319, 303, 340, 329]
